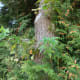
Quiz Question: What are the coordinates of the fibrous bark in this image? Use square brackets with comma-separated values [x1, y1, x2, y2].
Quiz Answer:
[34, 0, 55, 63]
[34, 0, 55, 42]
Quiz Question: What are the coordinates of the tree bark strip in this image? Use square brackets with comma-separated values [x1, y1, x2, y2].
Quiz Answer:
[34, 0, 55, 42]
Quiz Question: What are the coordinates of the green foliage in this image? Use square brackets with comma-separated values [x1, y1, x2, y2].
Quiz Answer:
[22, 37, 80, 80]
[0, 26, 9, 40]
[0, 0, 80, 80]
[18, 14, 31, 32]
[0, 0, 36, 33]
[0, 26, 35, 80]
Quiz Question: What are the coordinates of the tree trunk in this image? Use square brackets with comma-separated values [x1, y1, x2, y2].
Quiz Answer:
[34, 0, 55, 42]
[34, 0, 55, 63]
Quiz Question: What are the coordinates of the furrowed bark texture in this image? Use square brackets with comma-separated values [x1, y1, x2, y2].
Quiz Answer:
[34, 0, 55, 64]
[34, 0, 55, 42]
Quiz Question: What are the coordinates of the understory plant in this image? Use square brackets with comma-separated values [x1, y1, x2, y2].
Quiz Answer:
[0, 26, 34, 80]
[22, 37, 80, 80]
[0, 0, 80, 80]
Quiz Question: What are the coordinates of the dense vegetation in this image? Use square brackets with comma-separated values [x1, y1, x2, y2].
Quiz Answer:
[0, 0, 80, 80]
